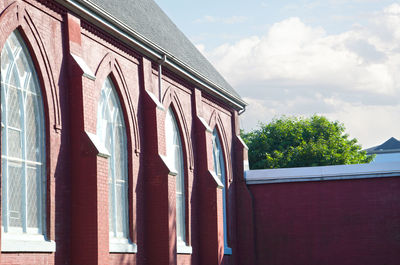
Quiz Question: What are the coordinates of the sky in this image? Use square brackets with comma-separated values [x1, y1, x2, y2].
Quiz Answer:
[154, 0, 400, 149]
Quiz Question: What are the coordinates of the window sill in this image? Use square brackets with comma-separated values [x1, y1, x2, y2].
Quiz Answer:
[224, 247, 232, 255]
[177, 243, 192, 254]
[1, 234, 56, 252]
[109, 238, 137, 253]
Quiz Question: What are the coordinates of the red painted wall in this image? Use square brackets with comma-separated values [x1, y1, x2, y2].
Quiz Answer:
[248, 177, 400, 265]
[0, 0, 253, 264]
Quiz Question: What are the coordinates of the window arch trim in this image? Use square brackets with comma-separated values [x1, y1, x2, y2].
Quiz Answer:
[95, 67, 137, 253]
[162, 85, 194, 171]
[0, 2, 61, 132]
[94, 53, 141, 248]
[0, 28, 55, 252]
[164, 105, 192, 254]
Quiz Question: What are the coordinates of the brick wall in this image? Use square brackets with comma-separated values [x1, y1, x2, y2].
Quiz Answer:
[248, 177, 400, 265]
[0, 0, 252, 264]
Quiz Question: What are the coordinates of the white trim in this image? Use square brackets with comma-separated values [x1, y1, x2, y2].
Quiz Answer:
[197, 116, 212, 133]
[70, 53, 96, 80]
[236, 135, 249, 150]
[109, 238, 137, 253]
[159, 154, 178, 176]
[243, 160, 249, 171]
[177, 243, 192, 254]
[86, 131, 110, 158]
[209, 170, 224, 188]
[145, 90, 165, 111]
[245, 162, 400, 185]
[1, 233, 55, 252]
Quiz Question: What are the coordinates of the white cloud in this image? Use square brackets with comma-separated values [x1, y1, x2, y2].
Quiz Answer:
[199, 4, 400, 148]
[194, 15, 247, 25]
[323, 101, 400, 148]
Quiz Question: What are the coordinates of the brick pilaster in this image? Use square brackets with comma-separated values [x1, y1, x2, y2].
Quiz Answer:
[233, 111, 256, 265]
[66, 12, 109, 265]
[141, 57, 177, 265]
[193, 88, 225, 265]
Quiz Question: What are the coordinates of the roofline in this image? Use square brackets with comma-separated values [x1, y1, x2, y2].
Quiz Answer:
[55, 0, 247, 111]
[245, 162, 400, 185]
[367, 149, 400, 154]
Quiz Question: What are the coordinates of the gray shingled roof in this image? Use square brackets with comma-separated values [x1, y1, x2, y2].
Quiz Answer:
[366, 137, 400, 153]
[83, 0, 242, 101]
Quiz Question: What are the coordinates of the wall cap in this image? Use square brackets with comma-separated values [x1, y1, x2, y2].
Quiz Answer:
[145, 90, 165, 111]
[159, 154, 178, 176]
[209, 170, 224, 189]
[71, 53, 96, 80]
[197, 116, 212, 133]
[86, 131, 110, 158]
[245, 161, 400, 184]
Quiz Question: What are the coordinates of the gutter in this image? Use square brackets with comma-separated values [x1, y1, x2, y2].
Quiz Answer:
[55, 0, 247, 111]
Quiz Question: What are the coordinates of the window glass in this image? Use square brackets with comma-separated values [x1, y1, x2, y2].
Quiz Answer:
[97, 77, 129, 240]
[212, 130, 230, 250]
[1, 31, 46, 235]
[165, 108, 186, 245]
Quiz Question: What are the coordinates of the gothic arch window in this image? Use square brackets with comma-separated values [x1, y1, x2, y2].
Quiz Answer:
[165, 107, 187, 248]
[1, 30, 49, 248]
[212, 129, 232, 255]
[97, 77, 130, 248]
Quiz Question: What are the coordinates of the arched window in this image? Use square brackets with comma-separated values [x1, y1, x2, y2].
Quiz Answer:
[1, 31, 46, 239]
[165, 108, 186, 247]
[212, 129, 232, 255]
[97, 77, 129, 246]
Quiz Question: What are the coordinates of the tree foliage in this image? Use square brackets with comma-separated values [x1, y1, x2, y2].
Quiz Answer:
[241, 115, 374, 169]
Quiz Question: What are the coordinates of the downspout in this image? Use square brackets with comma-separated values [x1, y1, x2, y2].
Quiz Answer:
[158, 55, 167, 102]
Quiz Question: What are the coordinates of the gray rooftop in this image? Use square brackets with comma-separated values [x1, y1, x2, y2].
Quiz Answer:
[77, 0, 242, 103]
[366, 137, 400, 154]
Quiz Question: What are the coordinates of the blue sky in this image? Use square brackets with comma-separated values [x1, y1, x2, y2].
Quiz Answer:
[154, 0, 400, 148]
[155, 0, 396, 47]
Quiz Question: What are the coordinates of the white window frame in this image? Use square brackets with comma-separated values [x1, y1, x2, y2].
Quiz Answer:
[0, 30, 54, 252]
[97, 77, 136, 253]
[212, 130, 232, 255]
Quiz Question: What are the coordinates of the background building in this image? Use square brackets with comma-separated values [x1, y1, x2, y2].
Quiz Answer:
[245, 162, 400, 265]
[365, 137, 400, 163]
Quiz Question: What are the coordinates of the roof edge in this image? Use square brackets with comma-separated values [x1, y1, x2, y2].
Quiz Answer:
[56, 0, 247, 110]
[367, 149, 400, 154]
[245, 162, 400, 184]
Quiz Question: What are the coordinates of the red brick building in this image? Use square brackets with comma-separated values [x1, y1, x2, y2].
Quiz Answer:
[246, 162, 400, 265]
[0, 0, 255, 264]
[6, 2, 397, 265]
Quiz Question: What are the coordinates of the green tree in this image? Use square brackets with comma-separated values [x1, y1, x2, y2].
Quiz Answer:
[241, 115, 374, 169]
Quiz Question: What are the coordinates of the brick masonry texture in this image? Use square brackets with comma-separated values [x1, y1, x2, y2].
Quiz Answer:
[249, 177, 400, 265]
[0, 1, 253, 264]
[2, 2, 397, 265]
